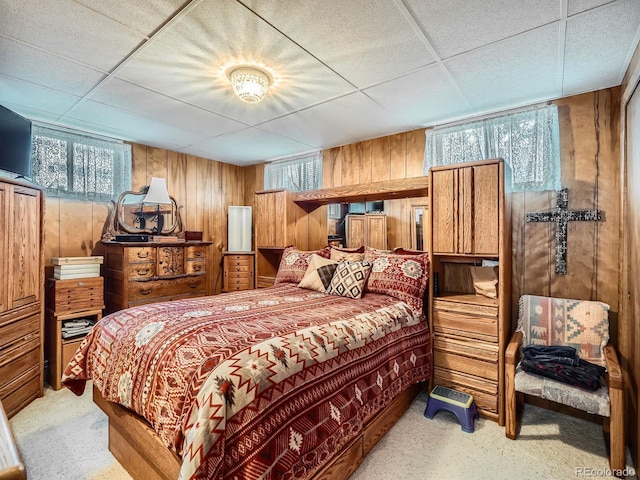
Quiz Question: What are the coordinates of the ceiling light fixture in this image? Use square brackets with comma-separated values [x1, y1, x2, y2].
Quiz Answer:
[229, 67, 271, 103]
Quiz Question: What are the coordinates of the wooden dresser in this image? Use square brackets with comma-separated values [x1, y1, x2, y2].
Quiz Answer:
[0, 178, 44, 419]
[222, 252, 255, 292]
[428, 159, 511, 425]
[102, 241, 213, 314]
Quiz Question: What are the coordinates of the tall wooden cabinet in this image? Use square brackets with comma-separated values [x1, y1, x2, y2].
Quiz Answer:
[254, 190, 312, 287]
[0, 178, 44, 418]
[345, 213, 387, 250]
[428, 159, 511, 425]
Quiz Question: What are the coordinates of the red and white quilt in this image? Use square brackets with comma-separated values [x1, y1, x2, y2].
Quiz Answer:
[63, 284, 431, 480]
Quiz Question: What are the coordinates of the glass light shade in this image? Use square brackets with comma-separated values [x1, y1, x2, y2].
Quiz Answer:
[143, 177, 171, 204]
[230, 67, 270, 103]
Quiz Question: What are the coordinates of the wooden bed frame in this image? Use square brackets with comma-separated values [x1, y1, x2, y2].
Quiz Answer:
[93, 382, 423, 480]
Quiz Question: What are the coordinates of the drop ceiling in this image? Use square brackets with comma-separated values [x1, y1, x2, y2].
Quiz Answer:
[1, 0, 639, 166]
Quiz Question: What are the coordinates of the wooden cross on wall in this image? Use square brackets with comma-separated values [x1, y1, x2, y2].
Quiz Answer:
[525, 188, 602, 275]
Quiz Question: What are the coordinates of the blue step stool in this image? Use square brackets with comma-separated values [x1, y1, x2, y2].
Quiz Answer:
[424, 385, 479, 433]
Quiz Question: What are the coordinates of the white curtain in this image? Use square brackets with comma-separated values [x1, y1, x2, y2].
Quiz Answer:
[31, 124, 131, 200]
[424, 105, 561, 192]
[264, 151, 322, 191]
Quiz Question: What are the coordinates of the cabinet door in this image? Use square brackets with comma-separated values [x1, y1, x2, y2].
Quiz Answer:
[8, 186, 41, 309]
[346, 215, 365, 248]
[471, 164, 499, 255]
[366, 214, 387, 250]
[255, 191, 287, 247]
[431, 169, 457, 253]
[157, 247, 185, 276]
[0, 183, 7, 313]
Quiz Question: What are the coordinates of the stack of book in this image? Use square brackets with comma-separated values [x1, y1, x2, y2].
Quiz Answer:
[61, 318, 96, 339]
[51, 256, 103, 280]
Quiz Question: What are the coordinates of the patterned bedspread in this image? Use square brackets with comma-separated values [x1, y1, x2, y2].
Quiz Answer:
[63, 283, 431, 480]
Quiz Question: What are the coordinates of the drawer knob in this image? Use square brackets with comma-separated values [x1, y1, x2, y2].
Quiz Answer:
[140, 287, 152, 295]
[137, 268, 149, 275]
[192, 265, 202, 272]
[188, 282, 199, 289]
[137, 252, 150, 259]
[193, 251, 203, 257]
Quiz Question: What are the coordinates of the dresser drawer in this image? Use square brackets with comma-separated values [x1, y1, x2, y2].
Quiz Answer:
[126, 262, 156, 279]
[186, 259, 206, 274]
[128, 276, 206, 302]
[433, 336, 499, 382]
[127, 247, 156, 263]
[433, 308, 498, 342]
[0, 366, 40, 419]
[186, 246, 208, 260]
[0, 314, 39, 350]
[0, 338, 39, 385]
[225, 254, 252, 265]
[433, 366, 498, 413]
[47, 277, 104, 313]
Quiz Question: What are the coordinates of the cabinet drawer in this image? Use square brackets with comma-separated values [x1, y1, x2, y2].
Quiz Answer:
[226, 277, 251, 287]
[186, 259, 206, 274]
[128, 276, 206, 302]
[434, 366, 498, 413]
[47, 277, 104, 313]
[0, 314, 39, 350]
[433, 336, 498, 382]
[226, 266, 252, 276]
[127, 262, 156, 279]
[433, 308, 498, 342]
[225, 255, 251, 265]
[186, 246, 208, 259]
[224, 283, 252, 291]
[127, 247, 156, 263]
[0, 366, 40, 419]
[0, 338, 39, 385]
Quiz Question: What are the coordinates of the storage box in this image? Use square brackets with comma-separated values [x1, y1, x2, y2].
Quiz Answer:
[51, 256, 103, 265]
[184, 231, 203, 241]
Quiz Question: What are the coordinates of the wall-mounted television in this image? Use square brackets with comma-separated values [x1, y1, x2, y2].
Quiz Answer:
[0, 104, 32, 178]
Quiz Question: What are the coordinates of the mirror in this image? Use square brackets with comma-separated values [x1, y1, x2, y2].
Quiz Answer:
[411, 205, 427, 251]
[102, 185, 183, 240]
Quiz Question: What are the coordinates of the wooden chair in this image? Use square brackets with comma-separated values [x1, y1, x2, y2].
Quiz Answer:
[505, 295, 624, 471]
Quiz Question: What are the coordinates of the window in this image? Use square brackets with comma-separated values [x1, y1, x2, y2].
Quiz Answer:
[424, 104, 561, 192]
[31, 124, 131, 201]
[264, 152, 322, 191]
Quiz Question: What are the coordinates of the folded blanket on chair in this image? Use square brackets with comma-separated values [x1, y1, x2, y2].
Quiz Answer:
[520, 345, 606, 391]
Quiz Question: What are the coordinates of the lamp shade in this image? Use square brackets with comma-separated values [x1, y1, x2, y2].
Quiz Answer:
[230, 67, 270, 103]
[143, 177, 171, 204]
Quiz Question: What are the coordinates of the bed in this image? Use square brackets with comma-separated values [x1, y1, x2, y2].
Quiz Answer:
[63, 247, 432, 480]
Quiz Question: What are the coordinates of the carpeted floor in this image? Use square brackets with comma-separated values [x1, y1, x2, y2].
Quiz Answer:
[9, 384, 637, 480]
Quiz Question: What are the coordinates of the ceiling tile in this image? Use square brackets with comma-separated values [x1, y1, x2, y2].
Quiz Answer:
[363, 64, 473, 126]
[74, 0, 188, 37]
[0, 0, 146, 71]
[0, 37, 106, 96]
[66, 101, 210, 147]
[116, 0, 355, 125]
[445, 24, 561, 112]
[0, 74, 81, 118]
[404, 0, 560, 59]
[186, 127, 315, 165]
[239, 0, 435, 88]
[88, 78, 246, 137]
[257, 92, 412, 151]
[567, 0, 614, 16]
[563, 0, 640, 95]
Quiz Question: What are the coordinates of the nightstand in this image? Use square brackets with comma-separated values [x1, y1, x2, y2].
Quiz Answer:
[45, 277, 104, 390]
[222, 252, 255, 292]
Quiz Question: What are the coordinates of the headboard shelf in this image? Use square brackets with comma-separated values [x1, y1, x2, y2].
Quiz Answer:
[292, 176, 429, 206]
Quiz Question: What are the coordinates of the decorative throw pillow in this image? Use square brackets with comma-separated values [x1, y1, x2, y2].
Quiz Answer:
[275, 246, 331, 285]
[363, 250, 429, 315]
[298, 254, 339, 292]
[330, 245, 365, 262]
[365, 246, 393, 254]
[326, 260, 372, 299]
